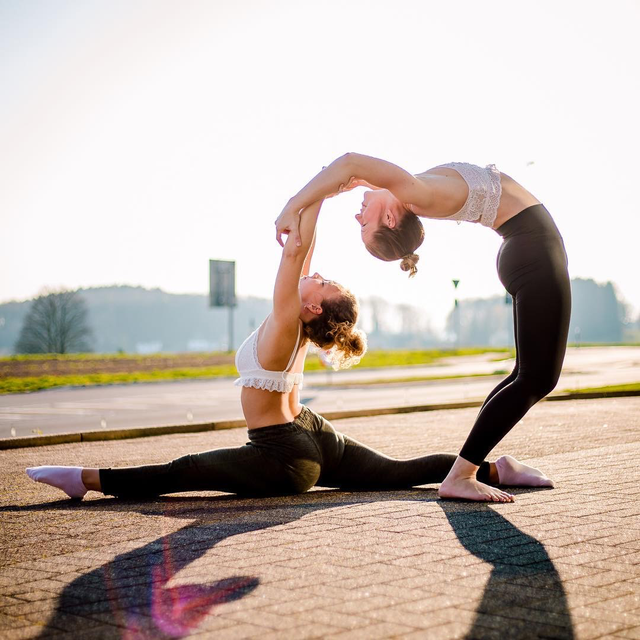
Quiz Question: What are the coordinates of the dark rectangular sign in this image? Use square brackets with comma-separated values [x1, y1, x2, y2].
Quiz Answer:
[209, 260, 236, 307]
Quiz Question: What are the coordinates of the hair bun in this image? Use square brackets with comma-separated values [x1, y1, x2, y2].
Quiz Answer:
[400, 253, 419, 278]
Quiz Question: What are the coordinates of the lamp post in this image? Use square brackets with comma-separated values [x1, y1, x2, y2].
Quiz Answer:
[505, 290, 513, 351]
[452, 279, 460, 349]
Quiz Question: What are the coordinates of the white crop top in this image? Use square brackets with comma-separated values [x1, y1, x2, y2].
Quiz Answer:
[416, 162, 502, 228]
[234, 321, 304, 393]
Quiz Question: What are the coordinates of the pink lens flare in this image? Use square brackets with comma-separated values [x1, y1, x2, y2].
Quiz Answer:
[105, 533, 257, 638]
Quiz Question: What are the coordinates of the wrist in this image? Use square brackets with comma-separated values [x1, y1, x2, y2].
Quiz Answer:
[290, 196, 306, 216]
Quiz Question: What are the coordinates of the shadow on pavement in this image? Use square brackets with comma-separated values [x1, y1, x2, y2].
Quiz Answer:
[26, 496, 269, 638]
[4, 491, 422, 637]
[441, 502, 574, 639]
[3, 489, 572, 638]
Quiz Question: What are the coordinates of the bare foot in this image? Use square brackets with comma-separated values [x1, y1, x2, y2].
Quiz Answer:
[438, 456, 515, 502]
[438, 476, 515, 502]
[495, 455, 554, 488]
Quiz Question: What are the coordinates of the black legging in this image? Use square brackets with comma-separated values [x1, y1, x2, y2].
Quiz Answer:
[459, 204, 571, 466]
[100, 406, 491, 498]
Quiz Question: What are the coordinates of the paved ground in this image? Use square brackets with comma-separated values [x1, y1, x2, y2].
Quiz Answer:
[2, 396, 640, 639]
[2, 346, 639, 438]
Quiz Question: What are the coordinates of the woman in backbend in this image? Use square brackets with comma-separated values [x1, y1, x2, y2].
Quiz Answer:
[27, 200, 552, 501]
[276, 153, 570, 502]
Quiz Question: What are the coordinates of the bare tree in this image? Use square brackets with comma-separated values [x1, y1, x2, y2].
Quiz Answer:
[15, 289, 93, 354]
[367, 296, 388, 335]
[398, 303, 423, 335]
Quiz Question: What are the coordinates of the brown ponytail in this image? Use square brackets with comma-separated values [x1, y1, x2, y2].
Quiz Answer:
[400, 253, 420, 278]
[365, 209, 425, 277]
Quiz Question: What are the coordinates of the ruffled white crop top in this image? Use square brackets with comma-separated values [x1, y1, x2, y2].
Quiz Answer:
[416, 162, 502, 228]
[234, 320, 304, 393]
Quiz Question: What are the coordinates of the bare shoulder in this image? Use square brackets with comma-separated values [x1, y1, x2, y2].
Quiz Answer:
[257, 315, 301, 370]
[408, 167, 469, 218]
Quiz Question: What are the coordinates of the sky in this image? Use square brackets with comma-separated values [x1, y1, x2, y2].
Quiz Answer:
[1, 0, 639, 334]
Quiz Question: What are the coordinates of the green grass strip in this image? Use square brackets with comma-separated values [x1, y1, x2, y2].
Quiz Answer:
[0, 348, 512, 395]
[563, 382, 640, 394]
[315, 371, 509, 387]
[0, 347, 509, 365]
[0, 367, 238, 395]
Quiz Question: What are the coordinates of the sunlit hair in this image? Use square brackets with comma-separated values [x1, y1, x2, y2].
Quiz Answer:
[303, 285, 367, 370]
[365, 209, 425, 277]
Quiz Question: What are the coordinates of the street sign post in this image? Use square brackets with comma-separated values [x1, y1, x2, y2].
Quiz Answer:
[209, 260, 236, 352]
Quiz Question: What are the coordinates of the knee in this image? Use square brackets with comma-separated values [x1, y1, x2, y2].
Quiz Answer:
[166, 454, 198, 477]
[288, 461, 321, 494]
[519, 370, 560, 402]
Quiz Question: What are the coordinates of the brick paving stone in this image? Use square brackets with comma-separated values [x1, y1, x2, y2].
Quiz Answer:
[572, 605, 640, 627]
[260, 595, 342, 615]
[328, 621, 419, 639]
[252, 623, 344, 639]
[573, 618, 632, 639]
[1, 397, 640, 638]
[0, 625, 49, 639]
[199, 622, 268, 639]
[590, 593, 640, 612]
[471, 614, 573, 640]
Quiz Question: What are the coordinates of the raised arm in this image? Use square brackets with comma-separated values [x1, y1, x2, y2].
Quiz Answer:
[275, 153, 435, 246]
[301, 228, 316, 277]
[272, 200, 323, 327]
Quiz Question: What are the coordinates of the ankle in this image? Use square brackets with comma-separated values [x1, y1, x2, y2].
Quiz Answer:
[444, 456, 480, 482]
[81, 468, 101, 492]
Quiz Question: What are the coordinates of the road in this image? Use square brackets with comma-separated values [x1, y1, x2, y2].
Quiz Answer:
[1, 346, 638, 438]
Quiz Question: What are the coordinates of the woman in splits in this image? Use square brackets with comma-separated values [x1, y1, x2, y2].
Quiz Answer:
[276, 153, 570, 503]
[27, 200, 551, 502]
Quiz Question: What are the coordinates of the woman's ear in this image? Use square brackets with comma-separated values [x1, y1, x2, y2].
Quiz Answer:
[305, 302, 323, 316]
[384, 208, 397, 229]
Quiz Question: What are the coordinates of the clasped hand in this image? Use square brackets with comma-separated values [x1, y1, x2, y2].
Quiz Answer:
[275, 203, 302, 248]
[275, 173, 368, 247]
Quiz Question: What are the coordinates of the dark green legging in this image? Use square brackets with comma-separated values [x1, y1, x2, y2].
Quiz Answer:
[100, 406, 490, 498]
[459, 204, 571, 465]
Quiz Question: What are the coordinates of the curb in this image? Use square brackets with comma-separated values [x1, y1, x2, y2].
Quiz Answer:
[1, 390, 639, 451]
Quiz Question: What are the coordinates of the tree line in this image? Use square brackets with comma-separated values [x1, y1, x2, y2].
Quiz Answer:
[1, 280, 637, 355]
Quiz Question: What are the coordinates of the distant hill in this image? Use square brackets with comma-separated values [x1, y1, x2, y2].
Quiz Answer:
[444, 278, 633, 346]
[0, 286, 272, 355]
[1, 279, 635, 355]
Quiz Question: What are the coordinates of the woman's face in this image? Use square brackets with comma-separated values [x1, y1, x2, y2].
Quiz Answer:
[299, 272, 341, 307]
[354, 190, 401, 247]
[354, 191, 385, 245]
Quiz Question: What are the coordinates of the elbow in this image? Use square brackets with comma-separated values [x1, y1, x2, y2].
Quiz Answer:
[337, 152, 361, 171]
[333, 151, 362, 175]
[282, 243, 305, 262]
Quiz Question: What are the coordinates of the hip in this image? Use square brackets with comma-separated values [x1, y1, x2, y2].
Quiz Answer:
[247, 406, 346, 472]
[495, 205, 569, 290]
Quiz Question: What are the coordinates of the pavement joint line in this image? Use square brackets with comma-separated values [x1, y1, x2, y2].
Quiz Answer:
[1, 389, 639, 450]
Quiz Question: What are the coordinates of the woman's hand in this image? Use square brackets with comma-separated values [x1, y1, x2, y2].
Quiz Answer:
[325, 175, 368, 198]
[275, 201, 302, 247]
[276, 154, 416, 247]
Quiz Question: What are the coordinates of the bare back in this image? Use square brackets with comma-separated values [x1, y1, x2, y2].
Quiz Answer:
[410, 167, 540, 229]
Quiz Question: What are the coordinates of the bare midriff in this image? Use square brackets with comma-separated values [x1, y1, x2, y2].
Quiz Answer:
[240, 386, 302, 430]
[494, 172, 541, 229]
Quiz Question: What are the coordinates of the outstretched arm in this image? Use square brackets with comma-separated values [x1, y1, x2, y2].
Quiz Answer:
[272, 200, 323, 327]
[301, 229, 316, 277]
[275, 153, 435, 246]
